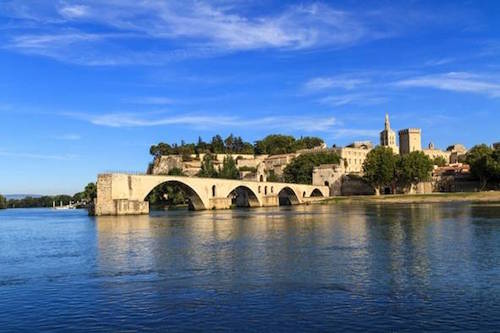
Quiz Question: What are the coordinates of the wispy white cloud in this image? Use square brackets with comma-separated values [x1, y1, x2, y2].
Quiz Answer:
[303, 70, 500, 107]
[5, 32, 219, 66]
[9, 32, 104, 49]
[303, 73, 387, 106]
[64, 111, 338, 132]
[305, 76, 369, 91]
[0, 150, 77, 160]
[58, 5, 88, 19]
[0, 1, 424, 65]
[424, 58, 455, 66]
[319, 93, 387, 106]
[394, 72, 500, 97]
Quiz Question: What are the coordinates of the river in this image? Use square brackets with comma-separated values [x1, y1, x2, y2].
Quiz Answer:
[0, 203, 499, 332]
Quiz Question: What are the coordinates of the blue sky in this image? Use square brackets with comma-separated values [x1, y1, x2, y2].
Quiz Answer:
[1, 0, 500, 195]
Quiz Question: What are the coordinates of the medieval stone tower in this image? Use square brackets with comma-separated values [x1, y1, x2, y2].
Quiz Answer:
[380, 114, 398, 154]
[398, 128, 422, 155]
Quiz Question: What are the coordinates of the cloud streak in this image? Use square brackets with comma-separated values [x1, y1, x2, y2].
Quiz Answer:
[0, 1, 421, 65]
[0, 151, 77, 160]
[319, 94, 387, 106]
[304, 71, 500, 107]
[395, 72, 500, 97]
[65, 111, 338, 132]
[305, 76, 369, 91]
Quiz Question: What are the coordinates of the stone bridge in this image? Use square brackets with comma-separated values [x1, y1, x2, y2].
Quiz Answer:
[95, 173, 329, 215]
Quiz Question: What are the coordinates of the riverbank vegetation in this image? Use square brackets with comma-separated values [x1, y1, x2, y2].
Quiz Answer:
[321, 191, 500, 204]
[149, 134, 324, 158]
[5, 183, 97, 208]
[0, 195, 7, 209]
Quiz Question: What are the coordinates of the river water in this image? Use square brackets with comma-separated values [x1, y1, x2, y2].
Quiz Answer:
[0, 203, 499, 332]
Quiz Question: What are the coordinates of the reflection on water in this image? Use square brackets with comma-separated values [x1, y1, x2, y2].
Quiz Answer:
[0, 204, 499, 331]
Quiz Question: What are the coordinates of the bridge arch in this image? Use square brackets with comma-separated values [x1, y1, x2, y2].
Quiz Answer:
[278, 186, 301, 206]
[226, 185, 261, 208]
[310, 188, 324, 197]
[143, 180, 207, 210]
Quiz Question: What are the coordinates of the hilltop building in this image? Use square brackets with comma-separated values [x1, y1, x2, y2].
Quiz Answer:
[332, 141, 372, 174]
[399, 128, 422, 155]
[422, 142, 451, 162]
[380, 114, 398, 154]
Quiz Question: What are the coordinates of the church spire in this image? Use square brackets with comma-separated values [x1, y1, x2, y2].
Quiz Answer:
[384, 113, 390, 130]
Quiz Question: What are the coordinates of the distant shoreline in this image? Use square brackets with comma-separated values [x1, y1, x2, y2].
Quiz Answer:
[319, 191, 500, 205]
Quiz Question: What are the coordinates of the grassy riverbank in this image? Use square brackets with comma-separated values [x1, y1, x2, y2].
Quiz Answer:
[320, 191, 500, 205]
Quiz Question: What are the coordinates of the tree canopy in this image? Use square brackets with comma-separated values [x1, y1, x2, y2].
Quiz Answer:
[218, 155, 240, 179]
[466, 144, 500, 189]
[363, 148, 434, 194]
[396, 151, 434, 190]
[362, 147, 398, 195]
[283, 151, 340, 184]
[72, 182, 97, 203]
[197, 154, 218, 178]
[150, 134, 255, 158]
[432, 156, 447, 167]
[150, 134, 324, 158]
[255, 135, 324, 155]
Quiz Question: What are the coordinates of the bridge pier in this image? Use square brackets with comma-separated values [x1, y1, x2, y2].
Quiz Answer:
[208, 197, 232, 210]
[261, 195, 279, 207]
[95, 199, 149, 216]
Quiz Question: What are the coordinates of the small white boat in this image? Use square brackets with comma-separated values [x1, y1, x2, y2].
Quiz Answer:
[53, 201, 77, 210]
[54, 205, 76, 210]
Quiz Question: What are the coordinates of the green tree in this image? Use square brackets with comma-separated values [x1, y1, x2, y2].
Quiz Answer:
[267, 170, 283, 182]
[238, 166, 257, 173]
[0, 195, 7, 209]
[198, 154, 218, 178]
[466, 144, 499, 190]
[283, 152, 340, 184]
[211, 135, 225, 153]
[149, 142, 174, 157]
[396, 151, 434, 192]
[224, 134, 235, 153]
[218, 155, 240, 179]
[433, 156, 447, 167]
[293, 136, 324, 151]
[362, 147, 398, 195]
[255, 134, 296, 155]
[83, 182, 97, 202]
[168, 167, 185, 176]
